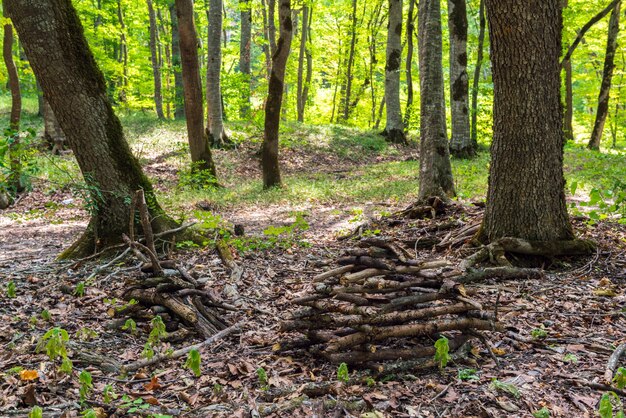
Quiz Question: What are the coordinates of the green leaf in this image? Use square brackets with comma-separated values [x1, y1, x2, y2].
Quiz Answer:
[28, 406, 43, 418]
[532, 406, 550, 418]
[257, 366, 269, 389]
[570, 180, 578, 195]
[184, 349, 202, 377]
[599, 393, 613, 418]
[614, 367, 626, 389]
[490, 378, 521, 399]
[434, 336, 451, 369]
[457, 368, 480, 381]
[337, 362, 349, 383]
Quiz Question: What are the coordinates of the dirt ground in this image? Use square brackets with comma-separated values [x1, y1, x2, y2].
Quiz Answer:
[1, 154, 626, 417]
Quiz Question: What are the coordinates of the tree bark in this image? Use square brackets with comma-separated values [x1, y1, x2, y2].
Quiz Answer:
[168, 2, 184, 119]
[448, 0, 474, 158]
[2, 19, 21, 202]
[563, 54, 575, 142]
[403, 0, 416, 129]
[470, 0, 485, 148]
[6, 0, 178, 258]
[384, 0, 406, 144]
[341, 0, 358, 122]
[206, 0, 228, 147]
[117, 0, 129, 97]
[268, 0, 277, 56]
[147, 0, 165, 119]
[43, 98, 66, 154]
[239, 0, 252, 118]
[418, 0, 455, 200]
[588, 0, 621, 150]
[296, 4, 311, 122]
[261, 0, 293, 189]
[483, 0, 574, 242]
[175, 0, 218, 178]
[260, 0, 272, 77]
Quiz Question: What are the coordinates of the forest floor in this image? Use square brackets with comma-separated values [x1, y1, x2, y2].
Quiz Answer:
[1, 118, 626, 418]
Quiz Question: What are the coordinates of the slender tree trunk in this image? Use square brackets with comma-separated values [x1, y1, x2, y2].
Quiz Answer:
[175, 0, 218, 178]
[268, 0, 277, 56]
[239, 0, 252, 118]
[341, 0, 358, 122]
[418, 0, 455, 200]
[117, 0, 129, 98]
[168, 2, 184, 119]
[262, 0, 293, 189]
[588, 0, 621, 150]
[147, 0, 165, 119]
[36, 80, 43, 117]
[483, 0, 574, 242]
[157, 8, 171, 119]
[260, 0, 272, 77]
[303, 10, 313, 120]
[404, 0, 416, 129]
[564, 59, 575, 141]
[384, 0, 406, 144]
[296, 4, 310, 122]
[3, 19, 22, 202]
[206, 0, 227, 147]
[448, 0, 474, 158]
[470, 0, 485, 148]
[6, 0, 179, 258]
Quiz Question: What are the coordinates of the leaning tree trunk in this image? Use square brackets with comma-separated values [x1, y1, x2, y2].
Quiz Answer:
[470, 0, 485, 148]
[418, 0, 455, 200]
[261, 0, 293, 189]
[296, 4, 310, 122]
[206, 0, 227, 147]
[147, 0, 165, 119]
[384, 0, 406, 144]
[6, 0, 178, 258]
[175, 0, 217, 178]
[403, 0, 416, 129]
[169, 1, 185, 119]
[239, 0, 252, 118]
[588, 0, 621, 150]
[448, 0, 475, 158]
[483, 0, 574, 242]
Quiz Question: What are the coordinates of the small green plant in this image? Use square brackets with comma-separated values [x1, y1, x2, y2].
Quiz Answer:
[490, 378, 521, 399]
[562, 353, 578, 363]
[121, 394, 153, 413]
[76, 327, 99, 341]
[614, 367, 626, 389]
[457, 368, 480, 381]
[178, 164, 218, 190]
[148, 316, 167, 344]
[337, 362, 349, 383]
[38, 327, 72, 373]
[74, 281, 86, 297]
[599, 392, 625, 418]
[103, 384, 118, 404]
[570, 180, 626, 224]
[257, 367, 269, 390]
[365, 376, 376, 387]
[28, 406, 43, 418]
[531, 327, 548, 339]
[6, 281, 16, 298]
[81, 409, 98, 418]
[532, 406, 550, 418]
[434, 336, 451, 369]
[122, 318, 137, 334]
[40, 309, 51, 321]
[142, 342, 155, 360]
[184, 349, 201, 377]
[79, 370, 93, 402]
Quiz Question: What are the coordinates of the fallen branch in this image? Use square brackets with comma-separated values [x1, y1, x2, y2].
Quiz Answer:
[605, 343, 626, 384]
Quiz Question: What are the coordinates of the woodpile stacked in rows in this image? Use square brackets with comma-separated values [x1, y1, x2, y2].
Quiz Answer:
[281, 237, 504, 369]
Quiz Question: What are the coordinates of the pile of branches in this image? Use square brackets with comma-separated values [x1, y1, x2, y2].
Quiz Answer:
[281, 237, 507, 370]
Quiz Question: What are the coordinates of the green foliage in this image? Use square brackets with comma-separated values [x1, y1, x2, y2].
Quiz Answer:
[614, 367, 626, 389]
[434, 336, 451, 369]
[184, 349, 202, 377]
[81, 409, 98, 418]
[0, 128, 38, 197]
[79, 370, 93, 402]
[40, 309, 51, 322]
[103, 384, 118, 404]
[38, 327, 72, 373]
[531, 327, 548, 340]
[76, 327, 99, 341]
[570, 179, 626, 224]
[337, 362, 349, 383]
[490, 378, 521, 399]
[599, 392, 625, 418]
[122, 318, 137, 334]
[6, 281, 16, 298]
[28, 406, 43, 418]
[562, 353, 579, 363]
[121, 394, 152, 414]
[178, 163, 218, 190]
[533, 406, 550, 418]
[74, 282, 86, 297]
[256, 367, 269, 390]
[142, 316, 167, 359]
[457, 368, 480, 381]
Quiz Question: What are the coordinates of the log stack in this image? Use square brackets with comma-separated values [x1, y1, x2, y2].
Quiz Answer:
[281, 237, 503, 369]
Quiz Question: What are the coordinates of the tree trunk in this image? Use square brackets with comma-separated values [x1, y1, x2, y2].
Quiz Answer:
[117, 0, 129, 98]
[206, 0, 227, 147]
[482, 0, 574, 242]
[341, 0, 358, 122]
[36, 80, 43, 117]
[470, 0, 485, 148]
[563, 58, 575, 142]
[43, 98, 66, 154]
[448, 0, 474, 158]
[2, 19, 21, 202]
[268, 0, 277, 56]
[168, 2, 184, 119]
[296, 4, 310, 122]
[6, 0, 178, 258]
[261, 0, 293, 189]
[175, 0, 218, 178]
[147, 0, 165, 119]
[384, 0, 406, 143]
[403, 0, 416, 129]
[588, 0, 621, 150]
[260, 0, 272, 77]
[418, 0, 455, 200]
[239, 0, 252, 118]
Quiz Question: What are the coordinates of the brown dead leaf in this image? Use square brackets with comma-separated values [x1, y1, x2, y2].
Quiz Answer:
[179, 391, 198, 406]
[144, 376, 161, 392]
[491, 347, 507, 356]
[227, 363, 239, 375]
[21, 384, 36, 406]
[144, 396, 160, 405]
[19, 370, 39, 381]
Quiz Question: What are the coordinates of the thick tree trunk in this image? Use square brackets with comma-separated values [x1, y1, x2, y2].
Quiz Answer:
[175, 0, 218, 178]
[6, 0, 178, 258]
[206, 0, 228, 147]
[448, 0, 474, 158]
[403, 0, 416, 129]
[483, 0, 574, 242]
[470, 0, 485, 148]
[239, 0, 252, 118]
[261, 0, 293, 189]
[147, 0, 165, 119]
[43, 98, 66, 154]
[588, 0, 621, 150]
[384, 0, 406, 144]
[296, 4, 311, 122]
[169, 2, 184, 119]
[418, 0, 455, 200]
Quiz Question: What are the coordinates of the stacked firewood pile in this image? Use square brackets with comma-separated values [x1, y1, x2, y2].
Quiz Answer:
[281, 237, 504, 369]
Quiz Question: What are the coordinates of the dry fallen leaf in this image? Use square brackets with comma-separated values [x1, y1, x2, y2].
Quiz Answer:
[491, 347, 507, 356]
[144, 376, 161, 392]
[144, 396, 160, 405]
[19, 370, 39, 381]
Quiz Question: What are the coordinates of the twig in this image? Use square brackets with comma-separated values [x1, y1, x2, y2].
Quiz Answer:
[122, 322, 241, 373]
[605, 343, 626, 384]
